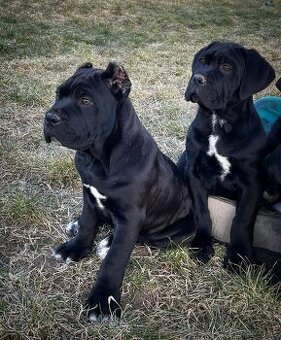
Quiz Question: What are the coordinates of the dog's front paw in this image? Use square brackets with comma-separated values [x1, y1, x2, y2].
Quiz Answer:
[223, 246, 254, 272]
[65, 217, 80, 237]
[191, 235, 214, 264]
[54, 238, 92, 263]
[192, 245, 215, 264]
[86, 287, 121, 322]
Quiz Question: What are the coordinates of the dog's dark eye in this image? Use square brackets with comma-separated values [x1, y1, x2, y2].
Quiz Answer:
[199, 57, 205, 64]
[220, 64, 232, 72]
[80, 97, 92, 106]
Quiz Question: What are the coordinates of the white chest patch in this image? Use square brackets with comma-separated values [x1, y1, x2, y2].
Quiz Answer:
[207, 114, 231, 181]
[83, 184, 107, 209]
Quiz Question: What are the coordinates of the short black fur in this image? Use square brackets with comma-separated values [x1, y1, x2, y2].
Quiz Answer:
[44, 62, 196, 321]
[178, 41, 275, 268]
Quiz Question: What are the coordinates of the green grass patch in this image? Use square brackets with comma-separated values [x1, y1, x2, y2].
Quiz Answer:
[1, 192, 49, 227]
[2, 1, 280, 59]
[47, 155, 79, 188]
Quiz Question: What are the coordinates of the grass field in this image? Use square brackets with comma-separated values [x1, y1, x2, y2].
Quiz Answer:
[1, 0, 281, 339]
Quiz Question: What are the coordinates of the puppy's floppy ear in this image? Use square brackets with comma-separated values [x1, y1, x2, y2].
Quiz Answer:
[239, 49, 275, 100]
[76, 62, 93, 71]
[102, 62, 131, 101]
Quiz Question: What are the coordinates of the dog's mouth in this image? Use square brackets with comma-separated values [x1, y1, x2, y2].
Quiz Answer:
[185, 88, 198, 103]
[44, 131, 63, 146]
[44, 123, 56, 144]
[43, 124, 65, 146]
[190, 93, 199, 103]
[44, 131, 52, 144]
[185, 83, 205, 103]
[186, 88, 213, 104]
[44, 125, 90, 151]
[44, 126, 52, 144]
[185, 84, 220, 110]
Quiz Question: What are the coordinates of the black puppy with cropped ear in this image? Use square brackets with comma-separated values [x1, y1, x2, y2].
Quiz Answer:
[177, 41, 275, 269]
[44, 62, 196, 322]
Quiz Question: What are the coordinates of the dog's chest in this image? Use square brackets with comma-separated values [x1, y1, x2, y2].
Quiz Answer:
[83, 183, 107, 209]
[206, 114, 231, 181]
[76, 153, 110, 210]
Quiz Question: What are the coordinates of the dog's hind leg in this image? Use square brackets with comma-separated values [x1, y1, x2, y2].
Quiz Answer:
[139, 212, 197, 249]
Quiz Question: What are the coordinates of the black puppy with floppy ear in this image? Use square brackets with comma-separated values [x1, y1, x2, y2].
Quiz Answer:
[178, 41, 275, 269]
[238, 49, 276, 100]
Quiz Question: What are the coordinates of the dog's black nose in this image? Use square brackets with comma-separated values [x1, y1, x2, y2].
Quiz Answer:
[46, 111, 61, 125]
[193, 73, 207, 85]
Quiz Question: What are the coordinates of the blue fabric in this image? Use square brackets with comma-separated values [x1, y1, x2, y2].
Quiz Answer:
[255, 96, 281, 134]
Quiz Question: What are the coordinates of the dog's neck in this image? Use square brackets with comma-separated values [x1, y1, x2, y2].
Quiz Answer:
[205, 97, 257, 131]
[87, 99, 142, 172]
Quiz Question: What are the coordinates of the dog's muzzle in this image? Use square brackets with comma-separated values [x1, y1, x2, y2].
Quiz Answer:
[185, 73, 207, 103]
[45, 111, 61, 126]
[44, 111, 62, 143]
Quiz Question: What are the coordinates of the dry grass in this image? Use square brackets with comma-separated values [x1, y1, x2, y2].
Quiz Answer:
[1, 0, 281, 339]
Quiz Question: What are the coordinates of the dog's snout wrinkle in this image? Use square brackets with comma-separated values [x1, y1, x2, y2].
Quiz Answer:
[193, 73, 207, 85]
[46, 111, 61, 125]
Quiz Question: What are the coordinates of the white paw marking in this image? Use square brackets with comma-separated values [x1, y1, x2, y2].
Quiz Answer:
[83, 184, 107, 209]
[96, 236, 110, 260]
[54, 253, 64, 262]
[66, 257, 74, 264]
[207, 114, 231, 181]
[89, 313, 99, 322]
[65, 219, 79, 235]
[52, 249, 74, 264]
[88, 295, 121, 322]
[88, 312, 110, 323]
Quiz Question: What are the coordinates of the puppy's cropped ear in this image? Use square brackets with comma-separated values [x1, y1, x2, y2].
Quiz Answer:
[239, 49, 275, 100]
[102, 62, 131, 101]
[76, 62, 93, 71]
